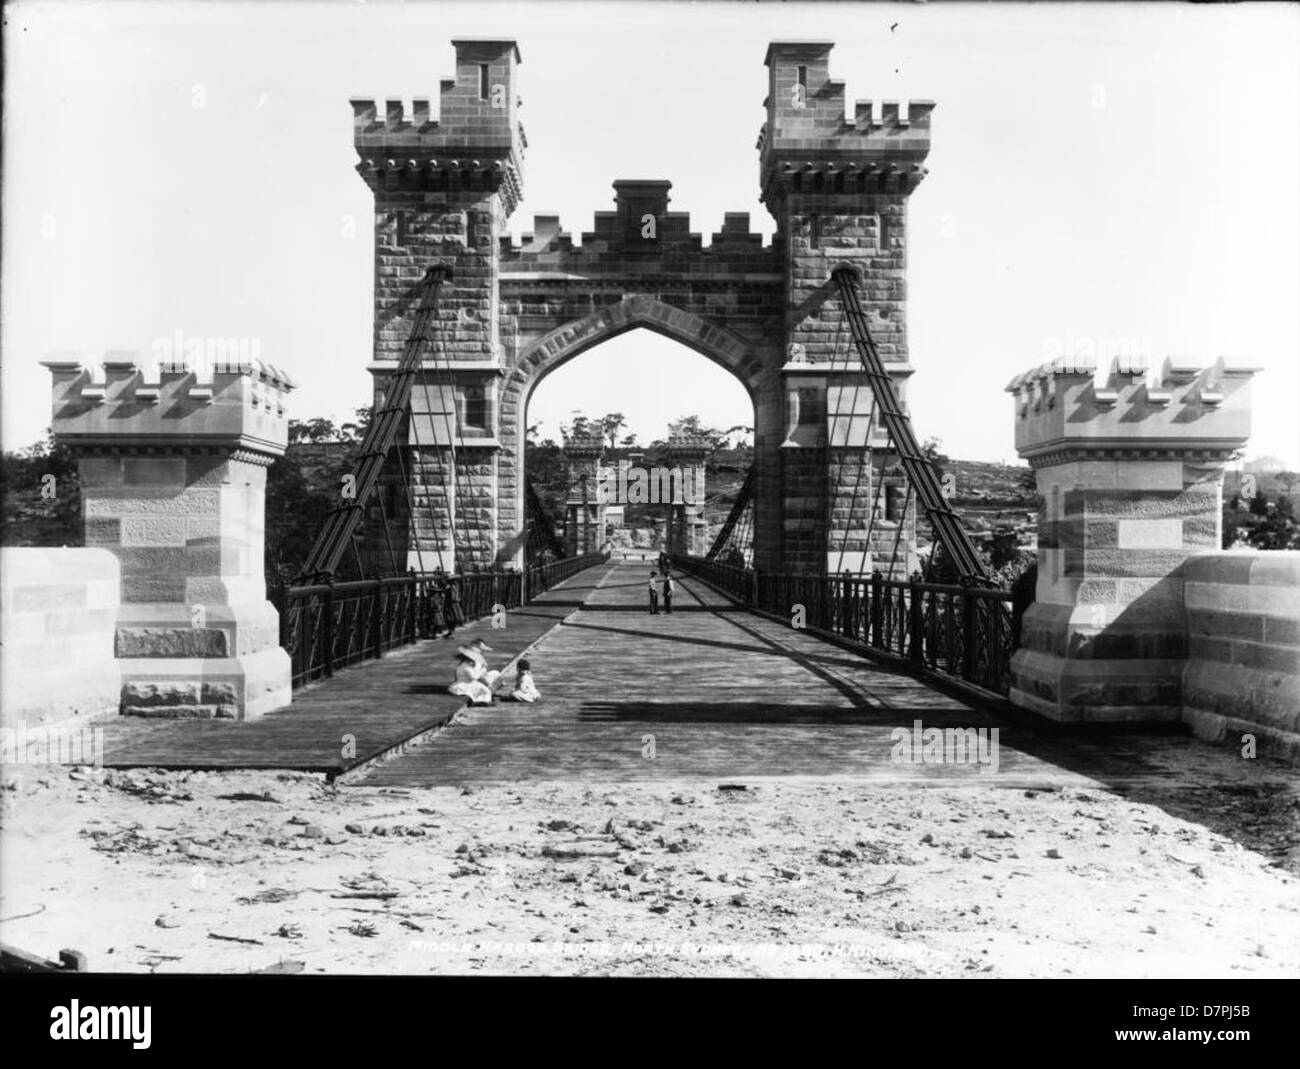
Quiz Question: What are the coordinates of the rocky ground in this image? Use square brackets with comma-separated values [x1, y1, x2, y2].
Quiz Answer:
[2, 761, 1297, 977]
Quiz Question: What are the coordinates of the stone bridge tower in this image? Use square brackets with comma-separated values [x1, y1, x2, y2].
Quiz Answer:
[759, 42, 931, 577]
[351, 39, 932, 576]
[352, 39, 524, 573]
[561, 434, 606, 557]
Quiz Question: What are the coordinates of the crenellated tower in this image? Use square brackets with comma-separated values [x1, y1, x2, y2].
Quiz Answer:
[350, 39, 937, 577]
[760, 41, 933, 574]
[1006, 354, 1259, 721]
[351, 39, 525, 572]
[44, 352, 295, 720]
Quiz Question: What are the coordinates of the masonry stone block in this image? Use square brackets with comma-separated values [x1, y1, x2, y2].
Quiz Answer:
[1007, 356, 1298, 759]
[1, 548, 122, 730]
[45, 351, 295, 721]
[115, 627, 231, 659]
[122, 457, 186, 487]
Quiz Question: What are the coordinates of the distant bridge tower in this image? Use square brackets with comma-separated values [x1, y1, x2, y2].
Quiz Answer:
[562, 434, 606, 557]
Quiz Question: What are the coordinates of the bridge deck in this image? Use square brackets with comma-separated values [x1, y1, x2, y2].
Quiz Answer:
[91, 568, 608, 775]
[351, 562, 1186, 788]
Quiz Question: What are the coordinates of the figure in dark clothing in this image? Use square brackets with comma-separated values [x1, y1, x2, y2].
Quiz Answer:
[429, 578, 448, 638]
[446, 577, 466, 637]
[662, 571, 674, 614]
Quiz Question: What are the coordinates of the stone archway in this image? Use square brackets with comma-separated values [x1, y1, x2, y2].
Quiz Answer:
[498, 297, 771, 569]
[352, 38, 933, 575]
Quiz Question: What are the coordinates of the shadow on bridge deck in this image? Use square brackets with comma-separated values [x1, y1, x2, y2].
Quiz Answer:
[89, 567, 612, 776]
[89, 560, 1292, 857]
[349, 563, 1284, 804]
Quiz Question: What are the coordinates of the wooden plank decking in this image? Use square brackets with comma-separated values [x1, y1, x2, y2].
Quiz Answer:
[352, 563, 1189, 788]
[91, 566, 610, 775]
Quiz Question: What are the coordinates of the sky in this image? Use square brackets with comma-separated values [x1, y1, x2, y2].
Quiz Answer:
[3, 1, 1298, 466]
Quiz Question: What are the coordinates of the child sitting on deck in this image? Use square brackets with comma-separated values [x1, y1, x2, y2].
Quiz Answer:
[492, 658, 541, 703]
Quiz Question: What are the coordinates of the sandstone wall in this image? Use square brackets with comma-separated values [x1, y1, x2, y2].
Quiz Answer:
[1180, 551, 1300, 763]
[0, 548, 121, 729]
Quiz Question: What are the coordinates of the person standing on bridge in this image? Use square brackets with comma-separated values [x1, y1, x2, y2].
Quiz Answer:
[445, 576, 466, 638]
[648, 570, 660, 614]
[429, 576, 448, 639]
[662, 570, 675, 614]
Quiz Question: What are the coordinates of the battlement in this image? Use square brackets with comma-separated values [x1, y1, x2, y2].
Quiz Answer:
[43, 353, 294, 459]
[500, 186, 777, 270]
[1007, 355, 1260, 462]
[351, 40, 525, 213]
[665, 435, 715, 454]
[562, 434, 606, 457]
[759, 41, 933, 208]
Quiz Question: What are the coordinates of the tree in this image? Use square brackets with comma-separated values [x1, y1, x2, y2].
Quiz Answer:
[0, 429, 81, 546]
[288, 417, 341, 444]
[600, 412, 627, 449]
[1246, 508, 1300, 551]
[718, 424, 754, 449]
[667, 414, 728, 449]
[987, 529, 1021, 570]
[1249, 490, 1270, 517]
[1277, 471, 1299, 494]
[561, 412, 602, 441]
[921, 436, 947, 484]
[524, 438, 569, 523]
[338, 406, 372, 443]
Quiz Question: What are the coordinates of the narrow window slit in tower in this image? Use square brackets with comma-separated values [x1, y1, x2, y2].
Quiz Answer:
[479, 64, 490, 100]
[798, 66, 807, 91]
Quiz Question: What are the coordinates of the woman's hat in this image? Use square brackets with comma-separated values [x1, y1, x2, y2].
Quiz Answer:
[455, 647, 480, 662]
[468, 638, 493, 651]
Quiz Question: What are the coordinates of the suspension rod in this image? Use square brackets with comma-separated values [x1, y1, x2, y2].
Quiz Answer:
[830, 266, 991, 585]
[295, 264, 453, 583]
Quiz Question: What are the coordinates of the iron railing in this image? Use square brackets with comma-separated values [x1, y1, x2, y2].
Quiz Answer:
[672, 555, 1020, 697]
[272, 552, 607, 689]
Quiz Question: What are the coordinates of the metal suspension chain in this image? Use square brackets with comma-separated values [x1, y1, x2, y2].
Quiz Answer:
[420, 317, 465, 573]
[705, 466, 755, 561]
[830, 266, 991, 586]
[295, 265, 452, 583]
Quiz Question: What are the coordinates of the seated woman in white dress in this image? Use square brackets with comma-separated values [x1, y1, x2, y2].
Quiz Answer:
[448, 648, 497, 705]
[465, 641, 500, 691]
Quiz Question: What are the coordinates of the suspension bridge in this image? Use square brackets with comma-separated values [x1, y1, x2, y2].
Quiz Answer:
[8, 37, 1290, 784]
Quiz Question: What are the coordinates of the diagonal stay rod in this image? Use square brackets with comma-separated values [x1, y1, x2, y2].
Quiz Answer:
[525, 474, 567, 560]
[830, 266, 991, 586]
[295, 264, 452, 583]
[705, 466, 755, 560]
